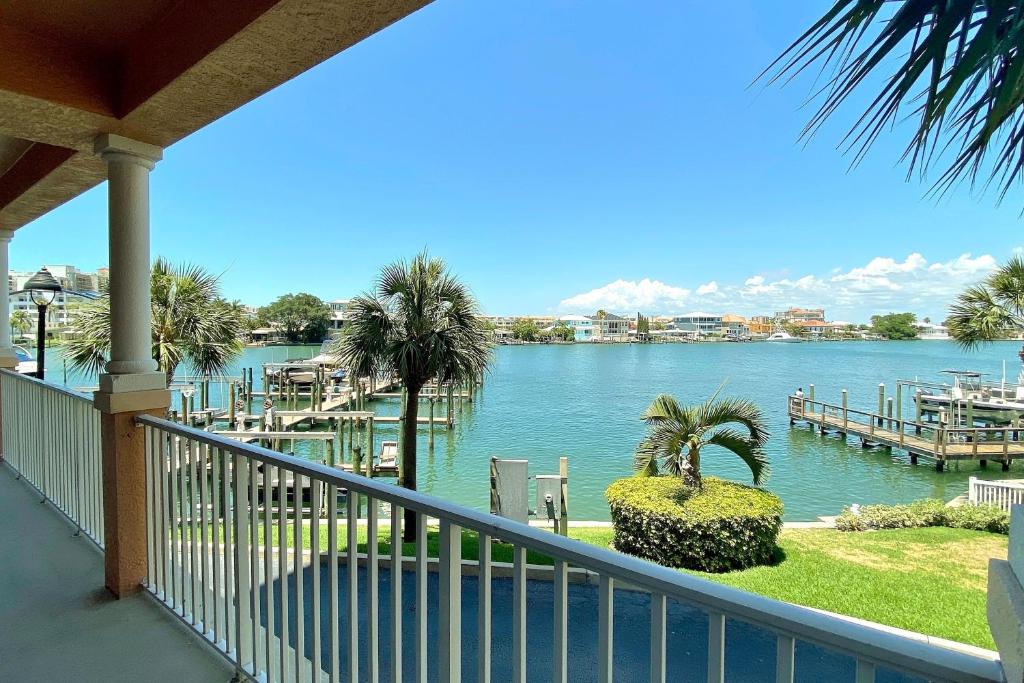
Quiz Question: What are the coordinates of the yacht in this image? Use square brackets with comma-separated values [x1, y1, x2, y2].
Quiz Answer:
[14, 345, 36, 375]
[916, 370, 1024, 424]
[766, 331, 802, 343]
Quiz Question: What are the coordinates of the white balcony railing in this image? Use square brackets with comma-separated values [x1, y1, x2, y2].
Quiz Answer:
[137, 414, 1003, 683]
[1, 370, 103, 548]
[968, 476, 1024, 511]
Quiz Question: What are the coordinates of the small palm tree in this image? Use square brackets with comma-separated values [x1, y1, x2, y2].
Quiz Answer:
[634, 391, 770, 489]
[9, 310, 30, 340]
[948, 256, 1024, 361]
[65, 258, 244, 386]
[331, 252, 491, 540]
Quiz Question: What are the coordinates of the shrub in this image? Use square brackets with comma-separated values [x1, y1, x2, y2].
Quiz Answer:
[606, 475, 783, 572]
[835, 500, 1008, 535]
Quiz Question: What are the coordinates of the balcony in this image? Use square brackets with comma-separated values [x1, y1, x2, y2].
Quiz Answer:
[0, 370, 1013, 682]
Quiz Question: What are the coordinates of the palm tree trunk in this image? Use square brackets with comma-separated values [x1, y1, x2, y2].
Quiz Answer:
[401, 387, 420, 542]
[688, 446, 702, 489]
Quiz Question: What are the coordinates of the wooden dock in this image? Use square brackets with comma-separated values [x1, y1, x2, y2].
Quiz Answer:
[789, 396, 1024, 471]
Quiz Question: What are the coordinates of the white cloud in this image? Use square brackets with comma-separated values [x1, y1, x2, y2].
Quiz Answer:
[558, 278, 690, 313]
[556, 251, 1004, 320]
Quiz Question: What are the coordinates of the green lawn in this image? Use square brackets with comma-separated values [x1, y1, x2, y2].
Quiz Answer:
[195, 522, 1004, 649]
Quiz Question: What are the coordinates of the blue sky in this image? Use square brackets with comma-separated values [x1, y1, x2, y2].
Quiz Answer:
[14, 1, 1021, 321]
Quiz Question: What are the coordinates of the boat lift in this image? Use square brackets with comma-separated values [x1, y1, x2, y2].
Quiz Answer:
[489, 456, 569, 535]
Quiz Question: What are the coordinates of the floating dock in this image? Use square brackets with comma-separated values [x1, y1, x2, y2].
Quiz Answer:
[789, 392, 1024, 471]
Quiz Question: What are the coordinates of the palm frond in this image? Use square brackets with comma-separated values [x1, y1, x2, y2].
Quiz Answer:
[761, 1, 1024, 203]
[704, 427, 771, 486]
[948, 283, 1019, 348]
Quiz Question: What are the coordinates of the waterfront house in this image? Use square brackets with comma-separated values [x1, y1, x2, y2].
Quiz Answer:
[327, 298, 353, 331]
[721, 314, 751, 340]
[671, 312, 724, 339]
[0, 3, 1017, 682]
[916, 321, 951, 340]
[591, 312, 630, 342]
[554, 314, 594, 341]
[748, 315, 774, 338]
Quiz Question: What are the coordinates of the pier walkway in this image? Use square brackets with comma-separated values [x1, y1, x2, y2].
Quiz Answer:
[789, 396, 1024, 471]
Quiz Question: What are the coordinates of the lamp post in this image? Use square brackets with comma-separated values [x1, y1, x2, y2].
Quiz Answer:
[23, 267, 62, 380]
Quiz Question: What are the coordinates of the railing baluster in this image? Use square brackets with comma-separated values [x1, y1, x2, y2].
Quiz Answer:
[145, 426, 156, 589]
[439, 520, 461, 682]
[513, 545, 527, 683]
[598, 575, 613, 683]
[190, 438, 200, 625]
[200, 444, 211, 637]
[223, 448, 236, 656]
[294, 472, 305, 683]
[211, 442, 223, 644]
[855, 659, 876, 683]
[367, 498, 379, 683]
[263, 464, 279, 683]
[553, 559, 568, 683]
[416, 512, 428, 683]
[346, 491, 359, 683]
[707, 611, 725, 683]
[170, 435, 182, 611]
[278, 465, 290, 681]
[650, 593, 666, 683]
[776, 634, 795, 683]
[477, 532, 491, 683]
[250, 454, 264, 677]
[328, 484, 340, 683]
[234, 452, 253, 674]
[391, 506, 403, 683]
[311, 478, 323, 682]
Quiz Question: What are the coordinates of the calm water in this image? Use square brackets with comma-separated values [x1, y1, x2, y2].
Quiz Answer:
[50, 340, 1024, 521]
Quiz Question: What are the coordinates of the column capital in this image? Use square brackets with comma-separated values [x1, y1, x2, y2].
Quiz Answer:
[94, 134, 163, 167]
[0, 229, 13, 243]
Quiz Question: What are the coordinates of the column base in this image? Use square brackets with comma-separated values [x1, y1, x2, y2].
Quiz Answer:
[0, 349, 19, 370]
[96, 386, 170, 598]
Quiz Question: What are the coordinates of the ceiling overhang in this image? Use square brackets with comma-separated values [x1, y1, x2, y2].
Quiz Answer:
[0, 0, 432, 230]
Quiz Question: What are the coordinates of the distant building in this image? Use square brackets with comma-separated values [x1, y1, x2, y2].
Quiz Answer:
[775, 307, 825, 323]
[721, 314, 750, 340]
[554, 314, 594, 342]
[590, 312, 630, 342]
[9, 264, 107, 334]
[671, 312, 723, 338]
[328, 299, 353, 331]
[916, 321, 949, 340]
[748, 315, 774, 337]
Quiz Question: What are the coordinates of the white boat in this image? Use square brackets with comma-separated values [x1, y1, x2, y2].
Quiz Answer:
[766, 331, 802, 343]
[917, 370, 1024, 424]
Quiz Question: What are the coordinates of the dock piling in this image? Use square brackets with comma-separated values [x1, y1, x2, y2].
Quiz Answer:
[877, 384, 885, 426]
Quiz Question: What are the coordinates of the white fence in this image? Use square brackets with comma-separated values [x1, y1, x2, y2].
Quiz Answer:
[1, 369, 103, 548]
[138, 414, 1002, 683]
[969, 476, 1024, 511]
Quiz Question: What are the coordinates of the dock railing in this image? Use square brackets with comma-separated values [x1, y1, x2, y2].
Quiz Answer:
[791, 395, 1024, 465]
[0, 369, 103, 548]
[137, 413, 1003, 683]
[968, 477, 1024, 511]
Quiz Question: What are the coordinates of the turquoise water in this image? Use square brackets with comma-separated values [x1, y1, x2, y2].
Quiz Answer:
[49, 340, 1024, 521]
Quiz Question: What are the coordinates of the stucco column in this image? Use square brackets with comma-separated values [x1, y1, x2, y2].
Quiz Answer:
[93, 133, 169, 598]
[0, 229, 16, 369]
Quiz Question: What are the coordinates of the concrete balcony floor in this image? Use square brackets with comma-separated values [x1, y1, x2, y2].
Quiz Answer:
[0, 464, 233, 682]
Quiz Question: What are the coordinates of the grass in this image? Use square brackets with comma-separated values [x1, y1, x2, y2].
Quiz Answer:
[191, 520, 1004, 649]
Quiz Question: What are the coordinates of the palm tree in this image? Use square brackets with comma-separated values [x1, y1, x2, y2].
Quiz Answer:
[65, 258, 244, 386]
[948, 256, 1024, 361]
[9, 310, 30, 341]
[763, 2, 1024, 203]
[331, 252, 491, 541]
[634, 392, 770, 490]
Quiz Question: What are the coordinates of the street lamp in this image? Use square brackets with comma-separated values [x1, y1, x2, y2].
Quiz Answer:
[23, 267, 62, 380]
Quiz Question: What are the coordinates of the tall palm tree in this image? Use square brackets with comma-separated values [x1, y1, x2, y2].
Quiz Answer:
[65, 258, 244, 386]
[634, 392, 770, 489]
[331, 252, 491, 541]
[948, 255, 1024, 361]
[762, 2, 1024, 203]
[9, 310, 30, 340]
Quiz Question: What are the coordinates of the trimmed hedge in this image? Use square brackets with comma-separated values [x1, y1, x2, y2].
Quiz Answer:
[835, 499, 1009, 534]
[605, 476, 784, 572]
